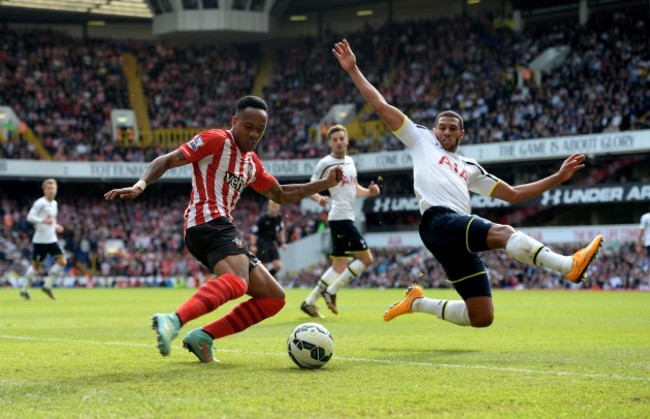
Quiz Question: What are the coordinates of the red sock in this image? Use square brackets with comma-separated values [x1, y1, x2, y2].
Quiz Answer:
[175, 273, 247, 325]
[203, 297, 285, 339]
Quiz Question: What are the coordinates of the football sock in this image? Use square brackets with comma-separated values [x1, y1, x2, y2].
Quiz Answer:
[21, 266, 36, 292]
[326, 259, 367, 294]
[413, 298, 471, 326]
[506, 231, 572, 274]
[176, 273, 248, 324]
[203, 297, 285, 339]
[305, 267, 338, 305]
[45, 263, 64, 288]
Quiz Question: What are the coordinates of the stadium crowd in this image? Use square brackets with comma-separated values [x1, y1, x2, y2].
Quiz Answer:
[1, 186, 648, 290]
[1, 4, 649, 161]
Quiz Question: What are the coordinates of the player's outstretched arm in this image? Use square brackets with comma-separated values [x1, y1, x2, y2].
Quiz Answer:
[263, 166, 344, 204]
[104, 150, 188, 201]
[356, 180, 380, 197]
[332, 39, 405, 132]
[491, 153, 586, 204]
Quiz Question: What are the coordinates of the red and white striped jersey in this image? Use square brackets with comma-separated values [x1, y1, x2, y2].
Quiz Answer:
[178, 129, 277, 230]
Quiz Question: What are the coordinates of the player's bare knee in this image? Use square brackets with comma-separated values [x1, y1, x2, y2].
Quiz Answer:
[470, 313, 494, 328]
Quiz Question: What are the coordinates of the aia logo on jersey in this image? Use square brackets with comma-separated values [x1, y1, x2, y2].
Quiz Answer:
[225, 171, 247, 193]
[188, 135, 204, 151]
[438, 156, 468, 181]
[232, 237, 245, 249]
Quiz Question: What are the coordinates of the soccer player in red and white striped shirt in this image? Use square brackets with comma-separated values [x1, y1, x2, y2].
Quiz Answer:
[105, 96, 343, 363]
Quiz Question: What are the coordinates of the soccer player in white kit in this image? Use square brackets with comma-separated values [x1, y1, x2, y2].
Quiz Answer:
[333, 39, 604, 328]
[300, 124, 380, 317]
[638, 205, 650, 258]
[21, 178, 66, 300]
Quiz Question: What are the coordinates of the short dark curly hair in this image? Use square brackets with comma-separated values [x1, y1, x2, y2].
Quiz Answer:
[235, 95, 268, 114]
[435, 110, 464, 130]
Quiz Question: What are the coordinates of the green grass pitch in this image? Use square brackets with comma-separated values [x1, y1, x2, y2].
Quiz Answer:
[1, 287, 648, 418]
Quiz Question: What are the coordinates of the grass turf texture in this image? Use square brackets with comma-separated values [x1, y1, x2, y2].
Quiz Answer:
[1, 288, 648, 418]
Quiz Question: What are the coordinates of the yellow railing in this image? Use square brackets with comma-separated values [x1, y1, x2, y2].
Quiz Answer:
[122, 53, 152, 135]
[25, 126, 52, 160]
[252, 50, 275, 98]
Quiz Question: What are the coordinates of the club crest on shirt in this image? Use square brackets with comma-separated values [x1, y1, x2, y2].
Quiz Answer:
[187, 135, 204, 151]
[233, 237, 245, 249]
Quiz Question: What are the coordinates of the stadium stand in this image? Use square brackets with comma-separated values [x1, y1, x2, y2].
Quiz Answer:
[0, 0, 648, 291]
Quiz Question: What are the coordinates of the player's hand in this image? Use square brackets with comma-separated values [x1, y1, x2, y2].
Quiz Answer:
[104, 186, 143, 201]
[332, 39, 356, 72]
[318, 196, 329, 207]
[325, 166, 344, 187]
[55, 223, 64, 234]
[368, 181, 380, 196]
[43, 215, 54, 224]
[557, 153, 586, 182]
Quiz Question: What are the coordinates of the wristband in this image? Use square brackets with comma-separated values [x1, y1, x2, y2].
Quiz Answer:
[134, 180, 147, 191]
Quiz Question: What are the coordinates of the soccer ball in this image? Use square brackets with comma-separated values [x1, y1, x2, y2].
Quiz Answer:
[287, 322, 334, 369]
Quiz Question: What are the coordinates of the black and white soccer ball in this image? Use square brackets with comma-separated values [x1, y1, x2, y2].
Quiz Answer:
[287, 322, 334, 369]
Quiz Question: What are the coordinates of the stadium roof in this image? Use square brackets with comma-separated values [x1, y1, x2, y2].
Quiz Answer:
[0, 0, 399, 23]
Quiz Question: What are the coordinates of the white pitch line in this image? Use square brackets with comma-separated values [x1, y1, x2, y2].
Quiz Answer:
[1, 334, 648, 382]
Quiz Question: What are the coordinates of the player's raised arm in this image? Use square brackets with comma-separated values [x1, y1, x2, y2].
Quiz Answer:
[332, 39, 405, 132]
[491, 153, 586, 204]
[262, 166, 344, 205]
[104, 150, 188, 201]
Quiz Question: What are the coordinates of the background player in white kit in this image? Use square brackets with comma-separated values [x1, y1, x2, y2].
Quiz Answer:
[300, 124, 380, 317]
[333, 39, 603, 328]
[637, 205, 650, 258]
[21, 178, 66, 300]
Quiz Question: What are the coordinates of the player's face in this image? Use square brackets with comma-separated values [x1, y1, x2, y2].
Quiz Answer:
[328, 130, 348, 157]
[231, 107, 268, 152]
[434, 116, 464, 152]
[268, 200, 280, 215]
[43, 183, 57, 201]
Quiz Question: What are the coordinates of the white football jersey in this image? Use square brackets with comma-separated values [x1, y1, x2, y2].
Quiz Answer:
[311, 154, 357, 221]
[27, 197, 59, 244]
[640, 212, 650, 246]
[393, 117, 501, 215]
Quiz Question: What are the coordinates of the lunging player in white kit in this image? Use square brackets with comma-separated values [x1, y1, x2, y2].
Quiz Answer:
[333, 39, 603, 328]
[300, 124, 380, 317]
[21, 178, 66, 300]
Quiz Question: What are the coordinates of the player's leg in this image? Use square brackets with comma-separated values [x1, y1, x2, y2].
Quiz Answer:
[384, 208, 493, 327]
[188, 260, 286, 363]
[269, 256, 283, 277]
[321, 221, 371, 314]
[152, 220, 249, 359]
[43, 244, 66, 300]
[326, 249, 373, 294]
[20, 262, 38, 300]
[490, 224, 603, 283]
[301, 228, 341, 317]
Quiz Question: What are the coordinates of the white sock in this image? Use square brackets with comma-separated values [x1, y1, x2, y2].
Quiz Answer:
[21, 266, 36, 292]
[506, 231, 573, 274]
[413, 298, 471, 326]
[46, 263, 64, 288]
[327, 259, 367, 294]
[305, 267, 338, 305]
